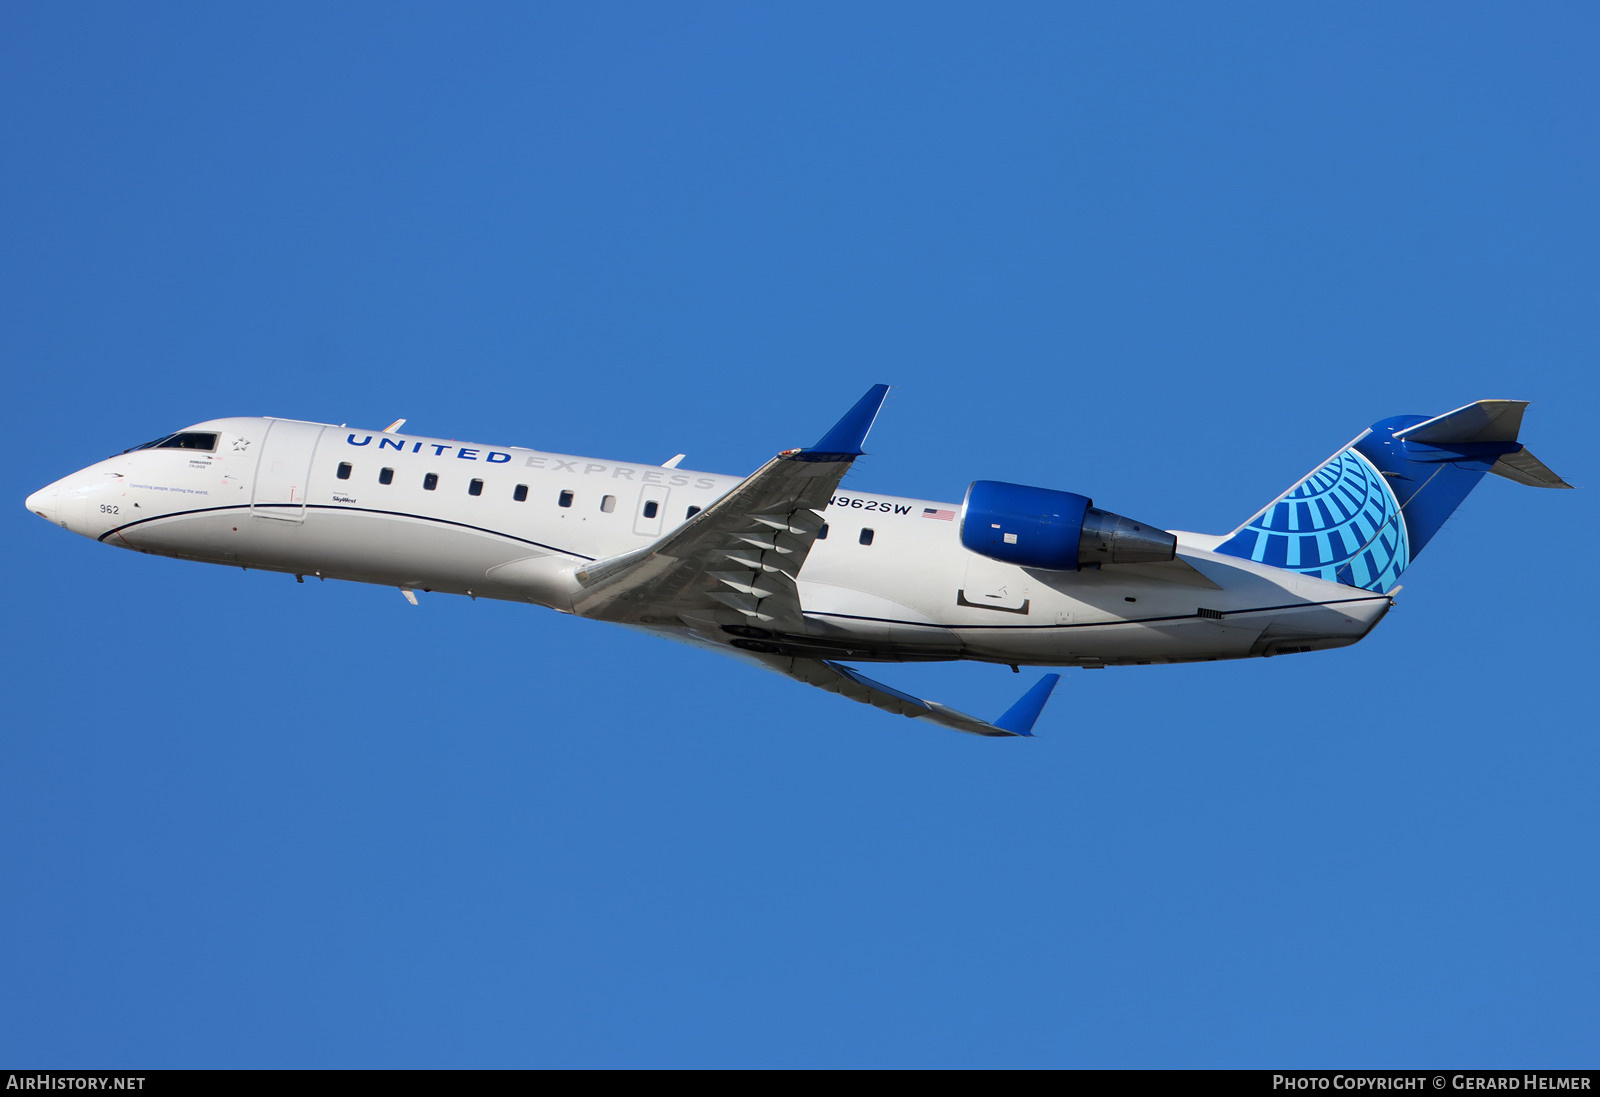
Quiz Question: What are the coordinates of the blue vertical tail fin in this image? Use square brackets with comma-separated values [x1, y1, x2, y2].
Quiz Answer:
[1215, 400, 1569, 592]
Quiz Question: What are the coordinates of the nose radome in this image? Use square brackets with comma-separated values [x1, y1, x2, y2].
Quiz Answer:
[25, 486, 60, 525]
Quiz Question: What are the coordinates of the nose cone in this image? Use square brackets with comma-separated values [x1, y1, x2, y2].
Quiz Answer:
[25, 485, 61, 526]
[26, 474, 95, 535]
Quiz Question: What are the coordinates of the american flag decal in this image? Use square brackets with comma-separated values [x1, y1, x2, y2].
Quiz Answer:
[922, 508, 955, 521]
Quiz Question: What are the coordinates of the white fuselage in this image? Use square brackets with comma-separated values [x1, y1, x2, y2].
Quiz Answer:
[26, 416, 1391, 666]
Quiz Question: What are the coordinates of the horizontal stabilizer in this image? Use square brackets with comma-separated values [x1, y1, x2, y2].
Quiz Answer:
[1393, 399, 1527, 444]
[1489, 447, 1572, 489]
[1391, 399, 1570, 488]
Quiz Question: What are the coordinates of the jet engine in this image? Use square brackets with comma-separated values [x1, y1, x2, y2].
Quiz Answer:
[959, 480, 1177, 571]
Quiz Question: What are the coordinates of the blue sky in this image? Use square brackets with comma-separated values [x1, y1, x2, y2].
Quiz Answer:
[4, 2, 1595, 1068]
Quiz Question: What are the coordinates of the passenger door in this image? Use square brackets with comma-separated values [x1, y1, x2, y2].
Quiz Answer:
[251, 419, 326, 522]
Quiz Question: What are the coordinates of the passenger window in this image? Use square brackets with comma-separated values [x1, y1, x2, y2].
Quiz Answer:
[859, 528, 874, 546]
[643, 500, 659, 519]
[686, 506, 701, 519]
[601, 495, 616, 513]
[468, 479, 483, 497]
[513, 484, 528, 502]
[336, 462, 352, 480]
[423, 473, 438, 491]
[558, 490, 573, 508]
[379, 467, 394, 485]
[817, 523, 828, 540]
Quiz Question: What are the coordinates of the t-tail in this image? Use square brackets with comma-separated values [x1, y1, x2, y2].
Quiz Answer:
[1216, 400, 1570, 592]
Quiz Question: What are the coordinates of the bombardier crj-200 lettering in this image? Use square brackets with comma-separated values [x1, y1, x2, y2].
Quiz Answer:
[26, 387, 1569, 737]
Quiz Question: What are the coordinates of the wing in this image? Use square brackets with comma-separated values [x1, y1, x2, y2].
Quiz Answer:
[746, 655, 1061, 738]
[570, 384, 889, 630]
[571, 384, 1062, 739]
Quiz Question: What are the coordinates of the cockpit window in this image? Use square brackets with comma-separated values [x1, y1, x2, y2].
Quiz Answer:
[126, 431, 219, 454]
[158, 432, 219, 451]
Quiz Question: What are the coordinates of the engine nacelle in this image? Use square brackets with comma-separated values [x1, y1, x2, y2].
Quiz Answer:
[959, 480, 1177, 571]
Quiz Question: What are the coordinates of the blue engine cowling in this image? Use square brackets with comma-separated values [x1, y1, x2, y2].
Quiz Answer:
[959, 480, 1177, 571]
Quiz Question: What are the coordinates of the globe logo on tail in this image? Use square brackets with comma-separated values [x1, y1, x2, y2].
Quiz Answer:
[1222, 447, 1409, 592]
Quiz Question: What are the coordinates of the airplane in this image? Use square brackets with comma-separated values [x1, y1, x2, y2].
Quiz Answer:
[24, 387, 1569, 738]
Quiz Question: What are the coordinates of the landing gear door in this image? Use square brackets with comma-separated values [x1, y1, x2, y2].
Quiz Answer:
[251, 419, 325, 522]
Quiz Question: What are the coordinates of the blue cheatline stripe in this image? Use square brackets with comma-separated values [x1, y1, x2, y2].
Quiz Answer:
[805, 593, 1389, 632]
[97, 503, 595, 561]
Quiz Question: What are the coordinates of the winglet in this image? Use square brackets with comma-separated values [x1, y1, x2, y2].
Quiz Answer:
[807, 384, 890, 458]
[993, 674, 1062, 737]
